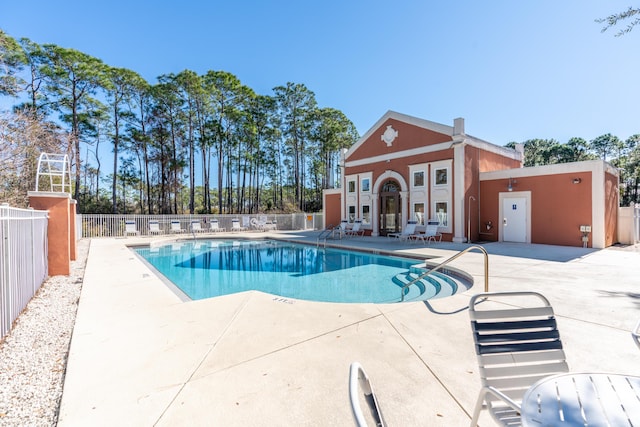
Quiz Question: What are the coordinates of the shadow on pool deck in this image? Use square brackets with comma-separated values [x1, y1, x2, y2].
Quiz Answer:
[57, 232, 640, 426]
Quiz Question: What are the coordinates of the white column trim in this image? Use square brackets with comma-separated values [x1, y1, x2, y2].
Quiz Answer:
[452, 143, 466, 243]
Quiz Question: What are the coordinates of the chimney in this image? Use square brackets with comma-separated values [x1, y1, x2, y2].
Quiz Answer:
[453, 117, 465, 136]
[515, 143, 525, 167]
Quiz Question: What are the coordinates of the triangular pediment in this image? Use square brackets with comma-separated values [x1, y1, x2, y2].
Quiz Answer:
[345, 111, 456, 162]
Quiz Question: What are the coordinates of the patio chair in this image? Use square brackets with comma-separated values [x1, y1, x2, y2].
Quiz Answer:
[349, 362, 386, 427]
[124, 220, 139, 236]
[345, 220, 365, 238]
[387, 221, 417, 241]
[170, 220, 186, 233]
[468, 291, 569, 427]
[249, 217, 262, 231]
[258, 215, 277, 231]
[209, 219, 225, 232]
[190, 220, 205, 233]
[633, 319, 640, 350]
[242, 216, 252, 230]
[423, 223, 442, 243]
[332, 219, 349, 239]
[231, 218, 247, 231]
[148, 220, 163, 235]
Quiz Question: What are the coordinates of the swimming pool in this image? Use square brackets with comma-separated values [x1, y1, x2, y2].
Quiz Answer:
[134, 239, 471, 303]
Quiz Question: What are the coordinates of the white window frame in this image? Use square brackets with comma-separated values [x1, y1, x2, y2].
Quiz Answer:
[413, 170, 425, 188]
[347, 205, 356, 223]
[434, 167, 449, 186]
[433, 201, 449, 228]
[361, 205, 371, 225]
[361, 177, 371, 193]
[413, 202, 425, 225]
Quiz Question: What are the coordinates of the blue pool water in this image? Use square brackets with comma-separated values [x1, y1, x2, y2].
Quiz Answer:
[134, 239, 468, 303]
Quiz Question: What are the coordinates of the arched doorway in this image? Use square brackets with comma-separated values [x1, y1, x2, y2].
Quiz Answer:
[379, 180, 401, 236]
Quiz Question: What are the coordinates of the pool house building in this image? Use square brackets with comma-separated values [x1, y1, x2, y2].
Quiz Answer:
[323, 111, 619, 248]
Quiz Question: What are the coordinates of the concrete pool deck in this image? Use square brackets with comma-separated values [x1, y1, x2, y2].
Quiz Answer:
[58, 232, 640, 426]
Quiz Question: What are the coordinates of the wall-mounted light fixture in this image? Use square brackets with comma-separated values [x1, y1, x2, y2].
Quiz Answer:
[507, 178, 515, 192]
[572, 178, 582, 184]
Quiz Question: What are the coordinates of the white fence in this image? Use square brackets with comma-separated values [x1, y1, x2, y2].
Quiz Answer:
[79, 213, 324, 238]
[618, 204, 640, 245]
[0, 204, 49, 340]
[635, 204, 640, 244]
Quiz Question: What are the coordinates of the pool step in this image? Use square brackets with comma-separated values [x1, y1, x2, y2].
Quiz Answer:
[392, 270, 460, 302]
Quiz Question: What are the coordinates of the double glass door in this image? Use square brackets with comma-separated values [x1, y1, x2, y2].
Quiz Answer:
[379, 180, 401, 236]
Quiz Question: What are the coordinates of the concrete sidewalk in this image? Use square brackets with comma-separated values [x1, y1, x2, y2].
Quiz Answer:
[58, 233, 640, 426]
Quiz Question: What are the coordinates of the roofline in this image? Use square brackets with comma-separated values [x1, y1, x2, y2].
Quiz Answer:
[345, 110, 520, 162]
[480, 159, 619, 180]
[345, 111, 454, 159]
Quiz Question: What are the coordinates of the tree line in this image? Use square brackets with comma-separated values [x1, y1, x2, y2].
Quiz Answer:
[0, 29, 359, 214]
[2, 22, 639, 212]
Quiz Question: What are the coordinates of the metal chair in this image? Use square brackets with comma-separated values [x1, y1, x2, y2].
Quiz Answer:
[209, 219, 225, 232]
[387, 220, 417, 241]
[190, 220, 205, 233]
[423, 223, 442, 243]
[468, 291, 569, 426]
[148, 220, 163, 235]
[170, 220, 186, 233]
[124, 220, 139, 236]
[345, 220, 365, 238]
[349, 362, 386, 427]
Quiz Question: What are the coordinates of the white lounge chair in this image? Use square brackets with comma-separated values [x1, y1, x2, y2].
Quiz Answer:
[387, 220, 417, 241]
[124, 220, 139, 236]
[468, 291, 569, 427]
[249, 217, 261, 231]
[209, 219, 225, 232]
[190, 220, 205, 233]
[170, 220, 186, 233]
[258, 215, 277, 231]
[332, 219, 349, 239]
[242, 216, 252, 230]
[633, 319, 640, 350]
[349, 362, 386, 427]
[345, 220, 365, 238]
[148, 220, 163, 235]
[231, 218, 247, 231]
[423, 223, 442, 243]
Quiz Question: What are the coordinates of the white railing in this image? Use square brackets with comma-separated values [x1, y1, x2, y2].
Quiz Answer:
[0, 204, 49, 340]
[79, 213, 324, 238]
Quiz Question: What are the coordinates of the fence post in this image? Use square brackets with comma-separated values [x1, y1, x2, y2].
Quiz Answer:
[30, 208, 36, 295]
[0, 203, 10, 338]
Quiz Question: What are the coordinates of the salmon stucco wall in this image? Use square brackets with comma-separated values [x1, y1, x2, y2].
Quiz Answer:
[480, 172, 593, 247]
[478, 148, 522, 172]
[28, 193, 72, 275]
[464, 147, 523, 241]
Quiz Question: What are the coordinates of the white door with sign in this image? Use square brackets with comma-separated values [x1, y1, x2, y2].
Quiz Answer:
[501, 194, 529, 243]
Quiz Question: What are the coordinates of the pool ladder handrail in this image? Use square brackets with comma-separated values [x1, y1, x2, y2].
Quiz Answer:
[316, 224, 336, 248]
[400, 245, 489, 302]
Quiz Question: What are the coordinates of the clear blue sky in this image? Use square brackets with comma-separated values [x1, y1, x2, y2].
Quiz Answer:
[2, 0, 639, 145]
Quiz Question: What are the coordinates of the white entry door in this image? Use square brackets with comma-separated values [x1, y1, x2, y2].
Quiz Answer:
[502, 197, 527, 243]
